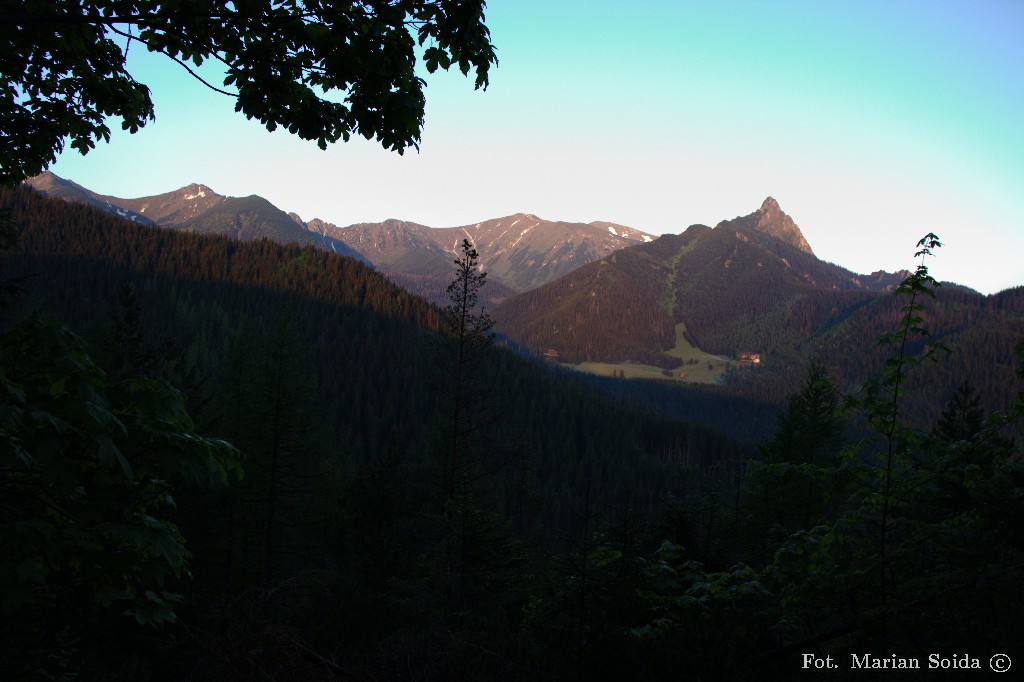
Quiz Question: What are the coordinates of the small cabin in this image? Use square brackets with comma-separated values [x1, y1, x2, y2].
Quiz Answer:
[738, 352, 761, 365]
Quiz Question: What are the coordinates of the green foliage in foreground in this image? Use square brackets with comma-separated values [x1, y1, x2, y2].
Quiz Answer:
[0, 315, 241, 627]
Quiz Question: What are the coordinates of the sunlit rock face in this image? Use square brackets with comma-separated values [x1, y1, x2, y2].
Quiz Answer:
[756, 196, 813, 255]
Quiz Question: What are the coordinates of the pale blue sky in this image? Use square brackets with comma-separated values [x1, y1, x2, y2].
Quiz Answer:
[49, 0, 1024, 294]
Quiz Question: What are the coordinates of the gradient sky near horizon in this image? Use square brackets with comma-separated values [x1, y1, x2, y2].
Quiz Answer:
[48, 0, 1024, 295]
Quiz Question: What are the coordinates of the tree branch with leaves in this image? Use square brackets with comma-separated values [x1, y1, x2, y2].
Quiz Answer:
[1, 0, 498, 185]
[0, 316, 241, 627]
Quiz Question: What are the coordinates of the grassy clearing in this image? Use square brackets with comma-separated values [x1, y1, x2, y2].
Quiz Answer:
[568, 323, 732, 384]
[574, 361, 674, 381]
[657, 238, 697, 315]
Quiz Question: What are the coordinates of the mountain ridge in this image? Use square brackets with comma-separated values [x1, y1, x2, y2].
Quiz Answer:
[26, 173, 940, 312]
[24, 173, 658, 302]
[494, 197, 986, 365]
[493, 198, 1022, 424]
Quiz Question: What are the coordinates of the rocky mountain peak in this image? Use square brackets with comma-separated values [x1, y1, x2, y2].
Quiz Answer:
[178, 183, 217, 201]
[755, 196, 813, 255]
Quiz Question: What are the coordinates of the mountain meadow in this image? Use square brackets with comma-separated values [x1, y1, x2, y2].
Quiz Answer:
[3, 176, 1023, 680]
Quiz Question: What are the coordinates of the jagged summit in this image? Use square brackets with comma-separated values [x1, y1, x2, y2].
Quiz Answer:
[179, 183, 215, 199]
[755, 196, 813, 255]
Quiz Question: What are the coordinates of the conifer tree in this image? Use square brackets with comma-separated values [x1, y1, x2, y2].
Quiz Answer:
[933, 380, 984, 442]
[439, 238, 495, 505]
[216, 317, 331, 587]
[429, 239, 531, 645]
[741, 363, 844, 558]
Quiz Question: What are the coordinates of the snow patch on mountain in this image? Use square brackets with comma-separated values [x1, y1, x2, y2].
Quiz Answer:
[509, 223, 539, 251]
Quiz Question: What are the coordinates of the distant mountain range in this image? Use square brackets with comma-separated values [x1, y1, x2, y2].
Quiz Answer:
[19, 173, 1023, 425]
[302, 213, 657, 304]
[494, 197, 1023, 423]
[24, 173, 655, 303]
[495, 196, 913, 363]
[24, 172, 365, 261]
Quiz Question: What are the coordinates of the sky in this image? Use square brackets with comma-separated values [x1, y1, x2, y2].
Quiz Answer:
[48, 0, 1024, 295]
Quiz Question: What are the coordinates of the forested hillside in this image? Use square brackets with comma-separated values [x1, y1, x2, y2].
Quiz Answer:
[26, 173, 654, 306]
[2, 186, 754, 677]
[497, 201, 1024, 429]
[3, 187, 1022, 680]
[495, 247, 677, 364]
[4, 185, 741, 506]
